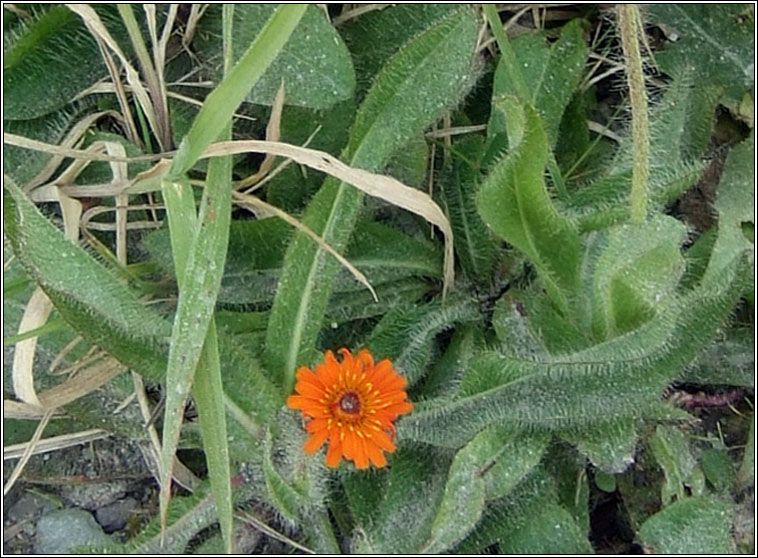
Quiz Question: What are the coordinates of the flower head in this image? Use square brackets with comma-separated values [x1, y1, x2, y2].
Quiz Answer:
[286, 348, 413, 469]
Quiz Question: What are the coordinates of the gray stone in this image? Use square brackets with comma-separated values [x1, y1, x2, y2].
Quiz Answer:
[59, 480, 127, 510]
[95, 497, 138, 532]
[6, 492, 57, 524]
[34, 509, 109, 554]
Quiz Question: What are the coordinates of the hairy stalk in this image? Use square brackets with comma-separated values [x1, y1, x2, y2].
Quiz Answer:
[618, 4, 650, 223]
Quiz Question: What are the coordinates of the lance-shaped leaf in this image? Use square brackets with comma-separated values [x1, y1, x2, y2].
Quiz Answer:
[488, 18, 588, 147]
[265, 7, 480, 393]
[160, 173, 234, 551]
[648, 4, 754, 104]
[3, 5, 128, 120]
[351, 448, 449, 554]
[400, 252, 748, 448]
[477, 96, 582, 314]
[4, 180, 170, 381]
[638, 495, 734, 554]
[193, 4, 355, 109]
[422, 426, 548, 554]
[583, 214, 687, 341]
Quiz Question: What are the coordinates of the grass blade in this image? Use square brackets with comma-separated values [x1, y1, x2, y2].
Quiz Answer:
[169, 4, 307, 178]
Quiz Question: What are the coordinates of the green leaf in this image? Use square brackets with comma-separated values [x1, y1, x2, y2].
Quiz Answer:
[477, 96, 582, 314]
[595, 471, 617, 493]
[262, 429, 306, 523]
[421, 325, 483, 398]
[500, 503, 593, 554]
[564, 418, 638, 474]
[366, 299, 479, 385]
[492, 295, 550, 358]
[584, 214, 687, 341]
[4, 104, 88, 186]
[352, 448, 449, 554]
[649, 425, 699, 505]
[703, 133, 754, 283]
[422, 426, 515, 553]
[638, 495, 734, 554]
[701, 447, 736, 493]
[483, 432, 550, 501]
[3, 5, 126, 119]
[161, 120, 234, 549]
[3, 179, 277, 439]
[648, 4, 754, 104]
[194, 5, 355, 109]
[400, 251, 748, 448]
[340, 4, 462, 95]
[680, 327, 754, 387]
[489, 19, 589, 146]
[440, 137, 498, 284]
[566, 73, 712, 232]
[4, 179, 170, 382]
[265, 7, 480, 393]
[457, 465, 591, 554]
[170, 4, 307, 177]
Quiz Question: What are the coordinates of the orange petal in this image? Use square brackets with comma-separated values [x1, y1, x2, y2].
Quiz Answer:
[295, 381, 325, 400]
[356, 349, 374, 371]
[353, 435, 370, 469]
[286, 394, 310, 410]
[367, 428, 396, 453]
[382, 401, 413, 417]
[325, 437, 342, 468]
[306, 418, 329, 433]
[297, 367, 324, 389]
[304, 428, 329, 454]
[365, 439, 387, 468]
[342, 429, 357, 460]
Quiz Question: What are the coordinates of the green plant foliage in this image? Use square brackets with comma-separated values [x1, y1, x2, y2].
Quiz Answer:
[4, 5, 754, 554]
[422, 426, 521, 553]
[400, 250, 748, 448]
[701, 447, 737, 493]
[351, 448, 449, 554]
[582, 214, 687, 341]
[650, 425, 703, 504]
[265, 7, 479, 392]
[489, 19, 589, 147]
[3, 5, 127, 120]
[648, 4, 754, 104]
[563, 418, 638, 474]
[4, 104, 86, 185]
[366, 298, 480, 385]
[340, 4, 462, 96]
[703, 133, 755, 283]
[565, 73, 715, 231]
[193, 5, 355, 109]
[637, 495, 734, 554]
[440, 136, 498, 285]
[145, 218, 442, 305]
[4, 179, 171, 382]
[477, 97, 582, 314]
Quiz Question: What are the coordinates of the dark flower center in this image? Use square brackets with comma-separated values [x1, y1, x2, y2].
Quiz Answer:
[338, 392, 361, 414]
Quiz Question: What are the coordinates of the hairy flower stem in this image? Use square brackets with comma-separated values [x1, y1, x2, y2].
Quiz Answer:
[618, 5, 650, 224]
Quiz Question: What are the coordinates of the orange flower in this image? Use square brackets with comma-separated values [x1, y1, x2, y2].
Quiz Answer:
[286, 348, 413, 469]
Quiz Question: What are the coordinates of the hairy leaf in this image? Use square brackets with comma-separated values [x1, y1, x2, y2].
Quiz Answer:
[265, 7, 479, 392]
[3, 5, 126, 119]
[400, 252, 748, 448]
[477, 97, 582, 314]
[193, 5, 355, 109]
[648, 4, 754, 103]
[366, 298, 480, 385]
[489, 18, 589, 146]
[638, 495, 734, 554]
